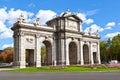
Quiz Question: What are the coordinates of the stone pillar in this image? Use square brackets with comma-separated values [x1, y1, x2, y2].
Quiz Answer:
[61, 39, 65, 66]
[89, 42, 94, 64]
[66, 40, 69, 65]
[77, 39, 80, 64]
[35, 34, 41, 67]
[97, 42, 101, 64]
[80, 40, 84, 65]
[52, 38, 56, 66]
[18, 32, 26, 68]
[13, 34, 19, 67]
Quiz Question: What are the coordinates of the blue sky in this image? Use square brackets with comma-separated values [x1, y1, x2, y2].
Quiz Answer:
[0, 0, 120, 50]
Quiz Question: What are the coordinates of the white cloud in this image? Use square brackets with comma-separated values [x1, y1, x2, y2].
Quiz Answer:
[0, 29, 13, 39]
[8, 8, 34, 24]
[77, 13, 86, 21]
[77, 13, 94, 25]
[0, 7, 8, 23]
[0, 7, 34, 24]
[105, 22, 115, 30]
[36, 10, 57, 25]
[2, 43, 13, 49]
[0, 21, 7, 32]
[0, 21, 12, 39]
[104, 32, 120, 38]
[106, 22, 115, 27]
[104, 26, 111, 30]
[84, 18, 94, 24]
[0, 8, 35, 39]
[84, 24, 104, 33]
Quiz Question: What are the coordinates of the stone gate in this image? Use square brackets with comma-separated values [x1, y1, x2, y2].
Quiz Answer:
[11, 10, 101, 68]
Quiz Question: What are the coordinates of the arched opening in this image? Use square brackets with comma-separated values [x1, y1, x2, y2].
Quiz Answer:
[69, 42, 77, 65]
[83, 44, 89, 64]
[41, 40, 52, 66]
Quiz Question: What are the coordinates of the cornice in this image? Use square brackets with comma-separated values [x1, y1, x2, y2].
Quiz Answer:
[83, 35, 100, 39]
[11, 23, 55, 32]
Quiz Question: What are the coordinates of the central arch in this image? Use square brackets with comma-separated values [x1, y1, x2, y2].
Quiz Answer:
[83, 44, 89, 64]
[69, 42, 77, 65]
[41, 40, 52, 66]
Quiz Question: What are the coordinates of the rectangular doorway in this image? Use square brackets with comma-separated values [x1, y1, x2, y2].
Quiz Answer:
[93, 52, 98, 64]
[26, 49, 34, 67]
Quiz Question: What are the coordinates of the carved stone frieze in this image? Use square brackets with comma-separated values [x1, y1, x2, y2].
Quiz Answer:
[26, 38, 34, 43]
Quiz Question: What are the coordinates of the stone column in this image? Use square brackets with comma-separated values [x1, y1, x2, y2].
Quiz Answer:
[66, 39, 69, 65]
[77, 39, 80, 64]
[89, 42, 94, 64]
[97, 42, 101, 64]
[80, 39, 84, 65]
[18, 32, 26, 68]
[52, 38, 56, 66]
[13, 34, 19, 67]
[61, 39, 65, 66]
[35, 34, 41, 67]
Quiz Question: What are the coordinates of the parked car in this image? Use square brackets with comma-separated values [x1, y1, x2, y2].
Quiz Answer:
[110, 60, 118, 64]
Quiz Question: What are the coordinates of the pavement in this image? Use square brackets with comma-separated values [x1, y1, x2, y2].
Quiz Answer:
[0, 68, 15, 71]
[0, 71, 120, 80]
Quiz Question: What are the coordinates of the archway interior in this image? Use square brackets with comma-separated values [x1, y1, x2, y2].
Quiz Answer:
[93, 52, 97, 64]
[83, 44, 89, 64]
[69, 42, 77, 65]
[41, 41, 52, 66]
[25, 49, 34, 67]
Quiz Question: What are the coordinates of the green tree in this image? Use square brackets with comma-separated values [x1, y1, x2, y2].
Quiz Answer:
[3, 47, 13, 52]
[111, 34, 120, 60]
[100, 41, 107, 63]
[106, 38, 112, 61]
[41, 46, 46, 64]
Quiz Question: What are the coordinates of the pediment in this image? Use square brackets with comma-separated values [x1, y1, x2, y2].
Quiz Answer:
[67, 15, 82, 22]
[68, 16, 78, 20]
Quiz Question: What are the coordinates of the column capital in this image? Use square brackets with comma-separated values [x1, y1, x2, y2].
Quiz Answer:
[18, 31, 24, 36]
[78, 38, 83, 41]
[13, 34, 17, 38]
[35, 34, 40, 38]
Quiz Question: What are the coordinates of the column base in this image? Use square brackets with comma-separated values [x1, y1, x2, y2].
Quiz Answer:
[13, 61, 26, 68]
[36, 61, 41, 67]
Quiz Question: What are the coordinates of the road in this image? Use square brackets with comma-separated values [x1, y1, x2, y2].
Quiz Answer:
[0, 71, 120, 80]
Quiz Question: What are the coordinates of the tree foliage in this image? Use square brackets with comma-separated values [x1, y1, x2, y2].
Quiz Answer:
[100, 41, 107, 62]
[100, 34, 120, 63]
[41, 46, 46, 63]
[111, 34, 120, 60]
[0, 47, 13, 63]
